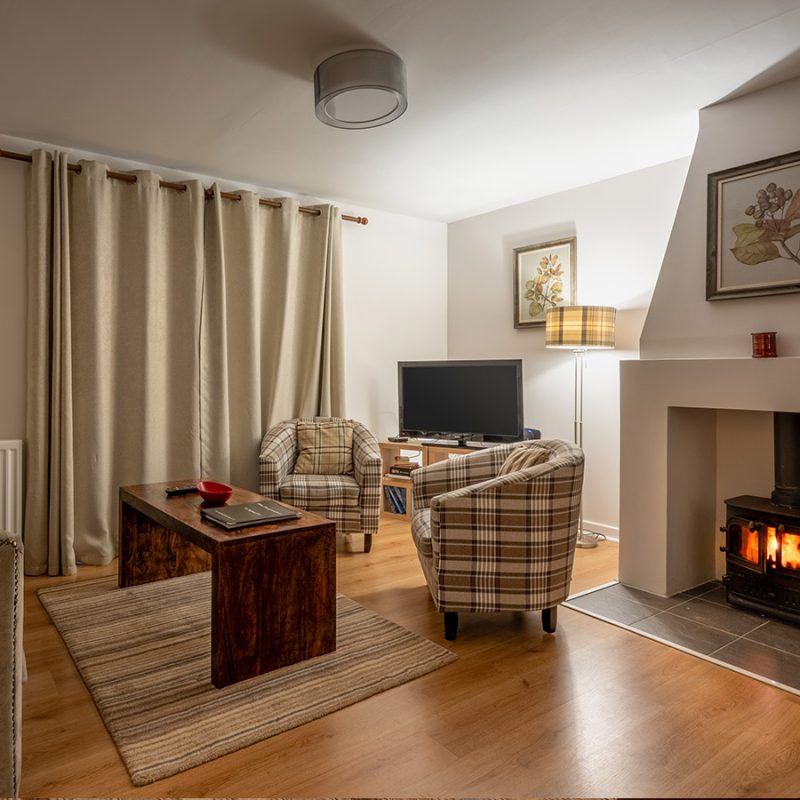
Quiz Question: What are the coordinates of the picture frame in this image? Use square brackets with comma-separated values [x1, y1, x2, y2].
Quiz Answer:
[707, 149, 800, 301]
[513, 236, 576, 327]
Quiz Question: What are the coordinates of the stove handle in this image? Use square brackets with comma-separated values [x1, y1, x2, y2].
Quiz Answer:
[719, 525, 728, 553]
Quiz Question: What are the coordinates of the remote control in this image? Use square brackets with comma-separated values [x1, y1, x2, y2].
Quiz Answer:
[388, 435, 409, 442]
[165, 484, 199, 496]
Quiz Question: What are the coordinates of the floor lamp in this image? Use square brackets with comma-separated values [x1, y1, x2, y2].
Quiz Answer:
[545, 305, 616, 548]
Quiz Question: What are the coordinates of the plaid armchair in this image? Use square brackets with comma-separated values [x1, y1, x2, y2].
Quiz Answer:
[0, 531, 23, 798]
[258, 417, 382, 552]
[411, 439, 584, 639]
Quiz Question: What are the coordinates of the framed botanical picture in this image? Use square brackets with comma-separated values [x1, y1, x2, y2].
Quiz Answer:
[707, 149, 800, 300]
[513, 236, 576, 327]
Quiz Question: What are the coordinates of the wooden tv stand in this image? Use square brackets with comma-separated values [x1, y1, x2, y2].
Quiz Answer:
[379, 440, 487, 520]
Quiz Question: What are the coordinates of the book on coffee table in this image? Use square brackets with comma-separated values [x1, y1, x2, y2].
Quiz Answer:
[201, 498, 301, 530]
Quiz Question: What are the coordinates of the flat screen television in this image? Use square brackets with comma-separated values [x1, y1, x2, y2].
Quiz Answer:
[398, 359, 523, 444]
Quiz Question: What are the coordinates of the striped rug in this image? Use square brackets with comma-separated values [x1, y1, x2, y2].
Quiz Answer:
[38, 573, 457, 786]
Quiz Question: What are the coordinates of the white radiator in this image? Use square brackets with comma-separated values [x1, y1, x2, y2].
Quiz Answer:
[0, 440, 23, 536]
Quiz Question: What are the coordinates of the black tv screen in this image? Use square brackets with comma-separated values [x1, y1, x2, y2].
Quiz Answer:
[398, 359, 523, 441]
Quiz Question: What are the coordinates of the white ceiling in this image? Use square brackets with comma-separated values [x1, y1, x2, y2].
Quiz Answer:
[2, 0, 800, 222]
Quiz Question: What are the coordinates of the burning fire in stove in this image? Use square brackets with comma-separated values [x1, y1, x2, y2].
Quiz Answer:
[740, 527, 759, 564]
[782, 532, 800, 571]
[764, 527, 800, 572]
[731, 523, 800, 572]
[767, 527, 778, 567]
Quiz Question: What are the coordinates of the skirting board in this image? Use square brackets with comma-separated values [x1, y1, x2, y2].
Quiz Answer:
[581, 518, 619, 542]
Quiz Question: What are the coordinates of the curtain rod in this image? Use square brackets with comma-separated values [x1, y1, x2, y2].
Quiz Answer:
[0, 148, 369, 225]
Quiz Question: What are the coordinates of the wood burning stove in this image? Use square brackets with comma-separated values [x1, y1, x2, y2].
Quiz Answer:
[723, 496, 800, 622]
[722, 412, 800, 623]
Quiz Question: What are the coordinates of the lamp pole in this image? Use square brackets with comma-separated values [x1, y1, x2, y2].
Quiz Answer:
[545, 304, 617, 551]
[573, 348, 585, 449]
[573, 347, 595, 548]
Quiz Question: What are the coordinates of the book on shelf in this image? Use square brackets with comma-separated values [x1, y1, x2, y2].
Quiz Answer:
[385, 472, 411, 481]
[383, 485, 399, 513]
[394, 453, 422, 466]
[383, 484, 407, 514]
[389, 463, 418, 476]
[202, 498, 301, 530]
[389, 484, 407, 514]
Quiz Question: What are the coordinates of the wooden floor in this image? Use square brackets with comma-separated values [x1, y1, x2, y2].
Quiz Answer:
[20, 518, 800, 798]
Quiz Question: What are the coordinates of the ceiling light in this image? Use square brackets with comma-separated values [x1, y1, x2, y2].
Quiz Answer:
[314, 49, 407, 129]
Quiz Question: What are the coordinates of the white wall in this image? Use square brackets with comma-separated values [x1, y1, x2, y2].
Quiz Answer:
[0, 157, 27, 440]
[0, 134, 447, 446]
[642, 76, 800, 358]
[342, 209, 447, 440]
[447, 159, 689, 535]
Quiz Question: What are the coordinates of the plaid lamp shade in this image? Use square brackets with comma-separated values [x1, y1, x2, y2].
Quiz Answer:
[545, 305, 616, 349]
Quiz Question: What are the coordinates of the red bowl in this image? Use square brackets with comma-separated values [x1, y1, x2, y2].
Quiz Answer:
[197, 480, 233, 505]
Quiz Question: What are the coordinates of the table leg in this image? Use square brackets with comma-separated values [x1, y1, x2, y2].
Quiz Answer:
[119, 500, 211, 588]
[210, 523, 336, 688]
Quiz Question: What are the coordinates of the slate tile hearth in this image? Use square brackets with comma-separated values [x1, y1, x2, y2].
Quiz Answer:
[667, 595, 765, 636]
[565, 581, 800, 694]
[745, 617, 800, 658]
[633, 611, 737, 655]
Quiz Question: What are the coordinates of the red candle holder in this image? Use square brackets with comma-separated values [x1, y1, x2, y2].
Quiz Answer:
[751, 331, 777, 358]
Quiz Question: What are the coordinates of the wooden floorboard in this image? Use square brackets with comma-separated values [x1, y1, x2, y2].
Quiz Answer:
[19, 518, 800, 797]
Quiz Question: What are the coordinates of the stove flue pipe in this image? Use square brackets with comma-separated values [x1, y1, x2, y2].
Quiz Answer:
[772, 412, 800, 508]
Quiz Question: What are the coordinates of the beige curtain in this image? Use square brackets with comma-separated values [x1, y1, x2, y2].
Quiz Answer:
[24, 151, 76, 575]
[23, 153, 345, 575]
[25, 155, 205, 574]
[201, 190, 345, 489]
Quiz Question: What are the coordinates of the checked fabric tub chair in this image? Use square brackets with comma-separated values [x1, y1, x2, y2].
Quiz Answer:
[410, 439, 584, 640]
[258, 417, 382, 552]
[1, 530, 24, 798]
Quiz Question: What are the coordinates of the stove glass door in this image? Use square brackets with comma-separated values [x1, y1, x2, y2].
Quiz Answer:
[727, 516, 762, 570]
[779, 525, 800, 574]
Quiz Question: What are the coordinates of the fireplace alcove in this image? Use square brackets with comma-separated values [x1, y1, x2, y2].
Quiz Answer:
[619, 356, 800, 597]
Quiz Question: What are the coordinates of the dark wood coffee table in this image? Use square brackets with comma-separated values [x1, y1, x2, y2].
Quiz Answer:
[118, 481, 336, 688]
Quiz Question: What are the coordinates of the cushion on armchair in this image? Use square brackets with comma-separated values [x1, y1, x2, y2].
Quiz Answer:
[497, 444, 549, 476]
[280, 473, 360, 509]
[294, 418, 354, 475]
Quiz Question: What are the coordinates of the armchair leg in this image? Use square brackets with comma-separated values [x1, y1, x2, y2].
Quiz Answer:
[363, 533, 373, 553]
[444, 611, 459, 641]
[542, 606, 558, 633]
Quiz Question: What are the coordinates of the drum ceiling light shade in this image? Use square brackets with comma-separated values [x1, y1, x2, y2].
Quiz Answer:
[314, 49, 408, 129]
[545, 305, 616, 350]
